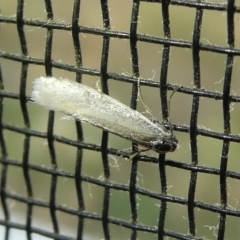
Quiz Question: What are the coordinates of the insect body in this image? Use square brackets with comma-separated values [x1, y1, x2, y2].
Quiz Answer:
[31, 77, 178, 153]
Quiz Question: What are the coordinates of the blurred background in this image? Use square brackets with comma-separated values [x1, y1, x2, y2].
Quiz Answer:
[0, 0, 240, 239]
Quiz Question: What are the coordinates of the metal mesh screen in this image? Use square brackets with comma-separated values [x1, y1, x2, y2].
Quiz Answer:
[1, 0, 240, 239]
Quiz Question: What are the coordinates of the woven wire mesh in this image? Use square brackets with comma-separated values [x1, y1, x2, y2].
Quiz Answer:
[1, 0, 240, 239]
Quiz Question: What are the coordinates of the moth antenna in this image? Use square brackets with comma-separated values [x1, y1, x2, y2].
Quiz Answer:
[168, 85, 182, 142]
[137, 77, 155, 120]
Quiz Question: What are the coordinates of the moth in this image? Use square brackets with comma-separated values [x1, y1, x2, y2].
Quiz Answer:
[31, 77, 178, 153]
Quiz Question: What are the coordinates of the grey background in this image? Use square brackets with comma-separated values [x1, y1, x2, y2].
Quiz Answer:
[0, 0, 240, 239]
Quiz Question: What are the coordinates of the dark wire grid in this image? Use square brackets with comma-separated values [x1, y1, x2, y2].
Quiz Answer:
[99, 1, 111, 240]
[16, 1, 32, 240]
[71, 1, 85, 240]
[158, 0, 171, 238]
[0, 0, 240, 240]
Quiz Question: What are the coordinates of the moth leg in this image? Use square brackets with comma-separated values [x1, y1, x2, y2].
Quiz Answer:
[129, 152, 139, 159]
[137, 77, 153, 116]
[129, 146, 150, 159]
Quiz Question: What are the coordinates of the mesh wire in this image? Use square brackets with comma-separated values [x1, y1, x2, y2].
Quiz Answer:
[1, 0, 240, 239]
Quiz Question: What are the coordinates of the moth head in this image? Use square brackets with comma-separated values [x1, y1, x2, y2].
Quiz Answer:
[152, 135, 178, 153]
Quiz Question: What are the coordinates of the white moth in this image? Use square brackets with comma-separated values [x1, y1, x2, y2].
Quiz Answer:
[31, 77, 178, 153]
